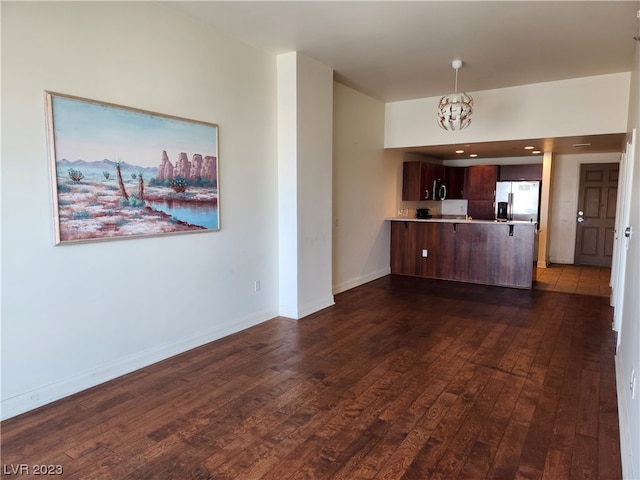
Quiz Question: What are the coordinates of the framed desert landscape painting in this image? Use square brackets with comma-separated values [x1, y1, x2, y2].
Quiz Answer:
[45, 91, 219, 245]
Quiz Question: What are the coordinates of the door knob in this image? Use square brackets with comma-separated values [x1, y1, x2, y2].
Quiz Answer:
[577, 217, 585, 223]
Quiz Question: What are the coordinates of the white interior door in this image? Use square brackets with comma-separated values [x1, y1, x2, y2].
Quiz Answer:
[611, 128, 636, 338]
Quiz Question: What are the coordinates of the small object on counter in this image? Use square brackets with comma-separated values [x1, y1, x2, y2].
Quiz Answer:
[416, 208, 432, 219]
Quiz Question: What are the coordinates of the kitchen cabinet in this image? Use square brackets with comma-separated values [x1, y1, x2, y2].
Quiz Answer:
[390, 219, 537, 289]
[402, 161, 446, 201]
[429, 163, 446, 199]
[390, 220, 420, 276]
[467, 201, 496, 220]
[467, 165, 498, 200]
[499, 164, 543, 181]
[453, 222, 536, 287]
[466, 165, 499, 219]
[391, 220, 456, 279]
[445, 166, 467, 199]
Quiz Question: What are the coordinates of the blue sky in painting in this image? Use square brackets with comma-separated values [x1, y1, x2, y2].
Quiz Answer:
[51, 95, 217, 168]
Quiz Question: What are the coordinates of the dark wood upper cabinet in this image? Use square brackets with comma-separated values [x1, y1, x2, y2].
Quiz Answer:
[467, 165, 499, 220]
[467, 165, 499, 201]
[445, 166, 467, 199]
[402, 161, 422, 201]
[405, 162, 541, 208]
[499, 164, 543, 181]
[402, 161, 446, 201]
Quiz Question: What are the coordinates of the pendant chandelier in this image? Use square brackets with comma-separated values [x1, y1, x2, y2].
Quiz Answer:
[437, 59, 473, 131]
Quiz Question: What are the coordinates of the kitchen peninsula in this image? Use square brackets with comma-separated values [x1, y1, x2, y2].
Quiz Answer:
[389, 217, 538, 289]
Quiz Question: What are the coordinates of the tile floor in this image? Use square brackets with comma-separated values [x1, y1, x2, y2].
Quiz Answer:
[535, 263, 612, 298]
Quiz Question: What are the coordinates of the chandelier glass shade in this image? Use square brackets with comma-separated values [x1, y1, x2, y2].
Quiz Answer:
[437, 60, 473, 131]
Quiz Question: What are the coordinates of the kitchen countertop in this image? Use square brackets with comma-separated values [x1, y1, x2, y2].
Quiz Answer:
[386, 216, 538, 226]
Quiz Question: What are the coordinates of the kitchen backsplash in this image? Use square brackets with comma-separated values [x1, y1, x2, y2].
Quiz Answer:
[440, 199, 468, 216]
[397, 199, 468, 217]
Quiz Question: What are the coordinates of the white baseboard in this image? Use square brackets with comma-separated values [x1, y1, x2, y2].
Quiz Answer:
[279, 295, 336, 320]
[0, 309, 277, 421]
[298, 295, 335, 319]
[548, 257, 574, 265]
[279, 268, 391, 319]
[615, 354, 637, 480]
[332, 267, 390, 295]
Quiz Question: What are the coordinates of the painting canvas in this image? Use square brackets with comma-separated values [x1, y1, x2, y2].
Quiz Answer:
[45, 92, 219, 244]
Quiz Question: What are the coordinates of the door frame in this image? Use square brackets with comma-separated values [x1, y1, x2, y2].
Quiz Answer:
[573, 162, 620, 267]
[611, 128, 636, 338]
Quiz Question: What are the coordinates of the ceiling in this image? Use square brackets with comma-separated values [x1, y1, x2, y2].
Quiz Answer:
[166, 1, 639, 159]
[392, 133, 629, 160]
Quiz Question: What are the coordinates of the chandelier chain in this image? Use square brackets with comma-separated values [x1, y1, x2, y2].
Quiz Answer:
[454, 68, 459, 93]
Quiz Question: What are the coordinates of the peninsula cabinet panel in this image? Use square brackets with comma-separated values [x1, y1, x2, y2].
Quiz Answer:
[391, 221, 419, 275]
[454, 223, 535, 288]
[432, 223, 457, 279]
[389, 220, 536, 289]
[417, 222, 456, 279]
[453, 223, 487, 284]
[489, 224, 536, 288]
[390, 222, 456, 278]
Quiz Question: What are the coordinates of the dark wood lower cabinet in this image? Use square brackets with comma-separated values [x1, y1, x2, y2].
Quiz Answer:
[390, 220, 419, 276]
[390, 220, 536, 288]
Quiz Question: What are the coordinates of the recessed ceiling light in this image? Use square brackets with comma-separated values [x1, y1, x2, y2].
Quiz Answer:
[532, 150, 541, 154]
[524, 146, 535, 150]
[455, 149, 464, 154]
[469, 154, 478, 158]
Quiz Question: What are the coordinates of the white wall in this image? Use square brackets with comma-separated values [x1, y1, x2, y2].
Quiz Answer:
[296, 55, 335, 316]
[278, 52, 335, 318]
[332, 83, 395, 294]
[549, 153, 621, 264]
[616, 24, 640, 479]
[1, 2, 279, 419]
[385, 73, 631, 148]
[277, 53, 300, 317]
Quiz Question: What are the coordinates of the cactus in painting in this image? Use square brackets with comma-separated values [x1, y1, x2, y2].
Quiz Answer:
[137, 172, 144, 201]
[68, 168, 84, 182]
[169, 177, 188, 193]
[115, 160, 129, 201]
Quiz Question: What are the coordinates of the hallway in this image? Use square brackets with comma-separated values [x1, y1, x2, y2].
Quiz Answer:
[535, 264, 612, 298]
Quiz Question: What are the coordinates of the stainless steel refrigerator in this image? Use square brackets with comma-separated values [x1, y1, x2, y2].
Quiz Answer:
[495, 181, 540, 223]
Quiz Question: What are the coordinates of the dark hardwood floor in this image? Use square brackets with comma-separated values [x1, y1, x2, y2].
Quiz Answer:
[1, 275, 621, 479]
